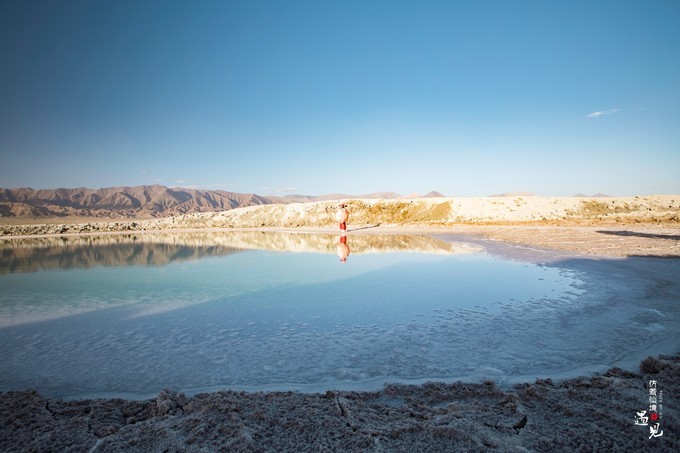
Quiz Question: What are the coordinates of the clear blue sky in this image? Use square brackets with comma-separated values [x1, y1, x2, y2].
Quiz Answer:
[1, 0, 678, 197]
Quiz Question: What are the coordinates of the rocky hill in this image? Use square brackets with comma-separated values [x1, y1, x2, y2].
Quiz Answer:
[273, 192, 402, 203]
[0, 186, 446, 219]
[0, 185, 276, 219]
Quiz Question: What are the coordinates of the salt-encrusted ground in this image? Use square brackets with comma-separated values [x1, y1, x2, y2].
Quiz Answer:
[1, 355, 676, 451]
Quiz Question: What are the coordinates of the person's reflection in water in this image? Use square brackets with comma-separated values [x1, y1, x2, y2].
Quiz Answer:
[336, 235, 350, 263]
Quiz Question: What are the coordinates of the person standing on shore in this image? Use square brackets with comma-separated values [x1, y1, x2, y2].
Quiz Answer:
[335, 203, 349, 234]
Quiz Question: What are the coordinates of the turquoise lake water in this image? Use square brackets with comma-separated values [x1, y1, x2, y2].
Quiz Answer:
[0, 232, 677, 399]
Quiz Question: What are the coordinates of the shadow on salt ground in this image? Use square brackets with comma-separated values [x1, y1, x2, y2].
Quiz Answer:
[597, 230, 680, 241]
[347, 223, 382, 232]
[432, 233, 680, 380]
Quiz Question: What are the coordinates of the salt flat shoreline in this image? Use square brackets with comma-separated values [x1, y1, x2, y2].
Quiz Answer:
[2, 195, 679, 258]
[1, 355, 677, 451]
[2, 223, 679, 258]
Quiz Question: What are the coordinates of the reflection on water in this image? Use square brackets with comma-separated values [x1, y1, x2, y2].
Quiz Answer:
[336, 235, 350, 262]
[0, 232, 479, 328]
[0, 235, 243, 274]
[0, 231, 477, 273]
[4, 231, 674, 400]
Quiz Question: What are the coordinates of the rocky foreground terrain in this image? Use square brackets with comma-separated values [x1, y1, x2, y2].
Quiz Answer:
[1, 355, 676, 451]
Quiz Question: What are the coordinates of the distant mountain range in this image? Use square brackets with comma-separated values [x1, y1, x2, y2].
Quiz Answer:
[0, 186, 446, 219]
[573, 193, 612, 197]
[490, 191, 536, 197]
[0, 186, 271, 218]
[491, 192, 612, 197]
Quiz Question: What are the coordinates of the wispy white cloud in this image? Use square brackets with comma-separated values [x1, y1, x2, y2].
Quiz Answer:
[262, 186, 299, 193]
[587, 109, 620, 118]
[199, 183, 234, 190]
[158, 180, 237, 191]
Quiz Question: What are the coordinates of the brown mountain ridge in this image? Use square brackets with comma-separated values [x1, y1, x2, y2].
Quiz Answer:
[0, 185, 273, 219]
[0, 186, 446, 219]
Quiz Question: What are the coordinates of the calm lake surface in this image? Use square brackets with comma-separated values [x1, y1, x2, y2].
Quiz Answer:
[1, 231, 678, 399]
